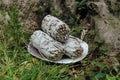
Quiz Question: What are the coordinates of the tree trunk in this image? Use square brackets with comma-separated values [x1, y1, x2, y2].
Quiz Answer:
[87, 0, 120, 52]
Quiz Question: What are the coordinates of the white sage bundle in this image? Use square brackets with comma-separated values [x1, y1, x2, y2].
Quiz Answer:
[64, 36, 84, 59]
[30, 30, 65, 61]
[41, 15, 70, 42]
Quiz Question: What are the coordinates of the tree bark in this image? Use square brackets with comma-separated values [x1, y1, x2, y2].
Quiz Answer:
[87, 0, 120, 52]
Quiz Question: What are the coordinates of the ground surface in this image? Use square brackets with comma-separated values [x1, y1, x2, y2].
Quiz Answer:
[0, 0, 120, 80]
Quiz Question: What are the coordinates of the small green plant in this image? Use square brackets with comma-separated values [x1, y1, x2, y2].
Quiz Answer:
[95, 73, 106, 80]
[95, 37, 104, 44]
[8, 6, 20, 30]
[70, 26, 83, 37]
[7, 5, 21, 40]
[69, 17, 76, 24]
[37, 6, 43, 11]
[89, 30, 96, 36]
[106, 74, 117, 80]
[99, 45, 108, 53]
[51, 6, 61, 17]
[77, 0, 86, 10]
[69, 15, 81, 25]
[53, 9, 61, 17]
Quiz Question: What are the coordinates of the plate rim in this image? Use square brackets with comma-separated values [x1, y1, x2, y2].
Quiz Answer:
[27, 41, 88, 64]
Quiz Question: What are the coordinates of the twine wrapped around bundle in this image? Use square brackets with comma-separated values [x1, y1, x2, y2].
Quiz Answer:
[30, 30, 65, 61]
[64, 36, 83, 59]
[41, 15, 70, 43]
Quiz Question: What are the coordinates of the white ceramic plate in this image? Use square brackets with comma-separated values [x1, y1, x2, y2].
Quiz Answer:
[27, 41, 88, 64]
